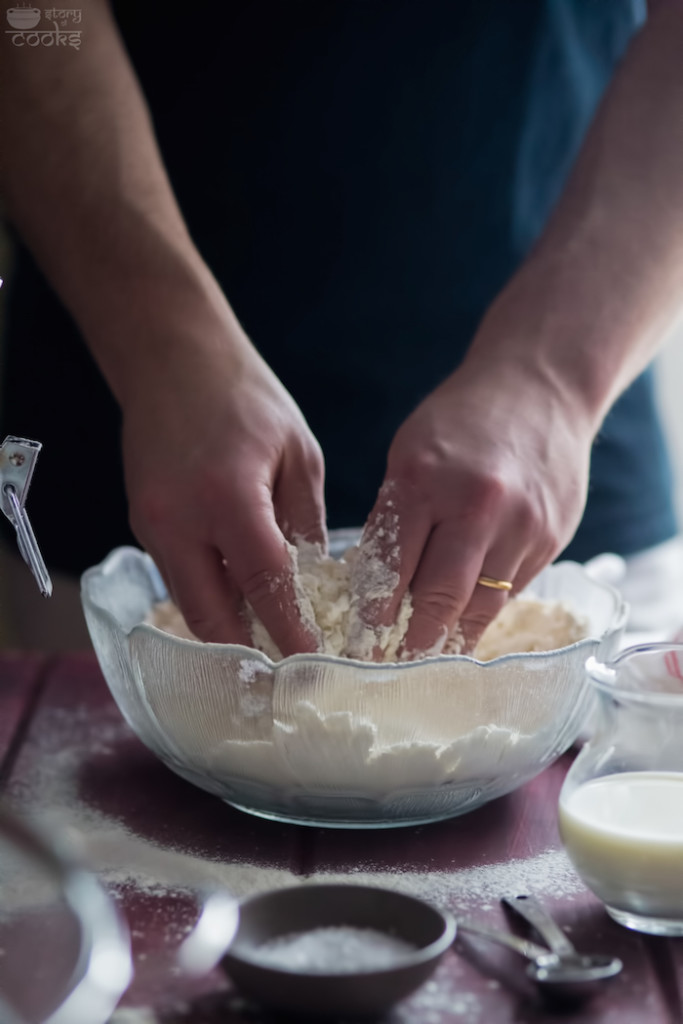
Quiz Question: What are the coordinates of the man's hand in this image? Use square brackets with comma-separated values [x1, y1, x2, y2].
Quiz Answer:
[349, 347, 593, 658]
[351, 0, 683, 658]
[0, 0, 328, 654]
[121, 312, 326, 652]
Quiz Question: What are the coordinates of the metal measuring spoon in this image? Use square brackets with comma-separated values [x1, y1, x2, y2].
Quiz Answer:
[0, 435, 52, 597]
[181, 883, 621, 1018]
[502, 895, 623, 998]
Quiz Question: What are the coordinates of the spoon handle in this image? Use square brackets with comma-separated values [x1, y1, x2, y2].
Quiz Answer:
[456, 920, 551, 962]
[502, 895, 576, 958]
[178, 892, 239, 976]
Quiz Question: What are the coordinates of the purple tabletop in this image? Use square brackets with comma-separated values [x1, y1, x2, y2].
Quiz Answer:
[0, 652, 681, 1023]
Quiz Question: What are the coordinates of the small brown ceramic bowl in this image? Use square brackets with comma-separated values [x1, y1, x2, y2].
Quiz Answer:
[221, 883, 456, 1018]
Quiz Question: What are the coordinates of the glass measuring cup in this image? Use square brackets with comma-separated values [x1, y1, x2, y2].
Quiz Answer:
[559, 643, 683, 936]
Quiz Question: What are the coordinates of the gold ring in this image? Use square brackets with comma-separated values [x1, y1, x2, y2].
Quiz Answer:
[477, 574, 513, 592]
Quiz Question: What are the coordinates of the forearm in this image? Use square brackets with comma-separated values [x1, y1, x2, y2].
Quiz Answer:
[465, 0, 683, 433]
[0, 0, 242, 404]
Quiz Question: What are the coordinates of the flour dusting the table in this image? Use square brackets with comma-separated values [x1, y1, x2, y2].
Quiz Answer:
[3, 701, 583, 1024]
[7, 705, 584, 909]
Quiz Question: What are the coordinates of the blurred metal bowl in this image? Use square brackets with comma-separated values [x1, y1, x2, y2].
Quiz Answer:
[81, 542, 626, 828]
[0, 803, 131, 1024]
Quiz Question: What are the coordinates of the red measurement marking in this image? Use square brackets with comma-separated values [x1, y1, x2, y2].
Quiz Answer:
[664, 650, 683, 682]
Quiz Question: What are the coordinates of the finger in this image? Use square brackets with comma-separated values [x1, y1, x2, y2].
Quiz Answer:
[401, 521, 488, 658]
[273, 442, 328, 550]
[217, 490, 322, 657]
[506, 539, 564, 599]
[352, 480, 431, 624]
[163, 542, 252, 645]
[456, 546, 527, 653]
[452, 512, 563, 654]
[346, 480, 431, 658]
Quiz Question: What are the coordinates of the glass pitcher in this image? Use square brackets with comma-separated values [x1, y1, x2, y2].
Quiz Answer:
[558, 642, 683, 936]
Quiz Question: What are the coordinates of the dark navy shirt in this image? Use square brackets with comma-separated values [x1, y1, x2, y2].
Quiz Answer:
[2, 0, 676, 571]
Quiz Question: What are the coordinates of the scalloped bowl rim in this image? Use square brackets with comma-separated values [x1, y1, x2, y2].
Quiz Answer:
[81, 545, 629, 670]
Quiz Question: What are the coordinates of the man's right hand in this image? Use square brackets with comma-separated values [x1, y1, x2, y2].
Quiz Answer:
[120, 307, 327, 654]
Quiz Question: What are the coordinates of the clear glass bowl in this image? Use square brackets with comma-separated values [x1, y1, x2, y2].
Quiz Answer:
[81, 544, 626, 829]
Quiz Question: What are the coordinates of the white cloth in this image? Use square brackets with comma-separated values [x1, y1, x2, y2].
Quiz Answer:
[584, 536, 683, 646]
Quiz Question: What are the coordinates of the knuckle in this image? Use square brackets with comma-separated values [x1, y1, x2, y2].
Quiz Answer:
[504, 491, 561, 551]
[392, 445, 449, 491]
[465, 471, 507, 516]
[284, 508, 326, 544]
[527, 516, 560, 559]
[510, 497, 538, 538]
[388, 449, 518, 525]
[302, 437, 325, 478]
[129, 486, 173, 535]
[240, 566, 285, 608]
[300, 514, 326, 541]
[542, 536, 564, 566]
[413, 587, 465, 625]
[287, 432, 325, 480]
[461, 605, 501, 631]
[183, 611, 229, 643]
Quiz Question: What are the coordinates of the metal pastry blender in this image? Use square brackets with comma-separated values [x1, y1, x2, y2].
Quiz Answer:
[0, 435, 52, 597]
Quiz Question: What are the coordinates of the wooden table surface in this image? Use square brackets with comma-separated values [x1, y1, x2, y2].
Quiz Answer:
[1, 652, 682, 1024]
